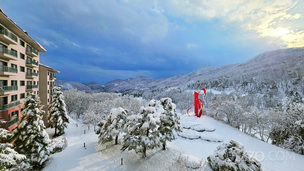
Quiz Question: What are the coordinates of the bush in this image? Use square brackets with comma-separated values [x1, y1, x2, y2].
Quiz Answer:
[207, 140, 261, 171]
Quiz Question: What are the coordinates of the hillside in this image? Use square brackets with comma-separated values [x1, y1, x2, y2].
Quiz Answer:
[56, 47, 304, 96]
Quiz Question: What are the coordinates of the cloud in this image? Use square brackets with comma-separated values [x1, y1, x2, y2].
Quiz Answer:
[39, 38, 58, 48]
[159, 0, 304, 47]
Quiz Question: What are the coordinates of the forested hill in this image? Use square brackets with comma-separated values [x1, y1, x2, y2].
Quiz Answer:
[57, 47, 304, 98]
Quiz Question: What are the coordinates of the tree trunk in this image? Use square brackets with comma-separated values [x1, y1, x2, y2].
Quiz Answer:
[55, 120, 57, 136]
[162, 142, 166, 150]
[115, 135, 118, 145]
[142, 145, 146, 158]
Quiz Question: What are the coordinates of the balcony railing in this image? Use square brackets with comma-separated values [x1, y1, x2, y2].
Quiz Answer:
[26, 46, 38, 55]
[0, 66, 18, 73]
[26, 85, 38, 89]
[0, 47, 18, 58]
[8, 117, 18, 127]
[0, 86, 18, 92]
[26, 60, 39, 66]
[0, 101, 20, 111]
[26, 72, 38, 77]
[0, 28, 18, 43]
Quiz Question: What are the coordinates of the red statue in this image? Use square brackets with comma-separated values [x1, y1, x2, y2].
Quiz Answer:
[187, 88, 206, 117]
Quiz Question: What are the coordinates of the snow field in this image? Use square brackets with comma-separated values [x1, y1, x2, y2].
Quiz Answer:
[44, 114, 304, 171]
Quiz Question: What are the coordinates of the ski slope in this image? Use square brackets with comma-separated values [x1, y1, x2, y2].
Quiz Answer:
[43, 114, 304, 171]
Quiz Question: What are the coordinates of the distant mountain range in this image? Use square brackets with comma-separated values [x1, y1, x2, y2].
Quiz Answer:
[56, 47, 304, 97]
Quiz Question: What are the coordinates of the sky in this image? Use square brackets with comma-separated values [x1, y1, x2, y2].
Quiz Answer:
[0, 0, 303, 83]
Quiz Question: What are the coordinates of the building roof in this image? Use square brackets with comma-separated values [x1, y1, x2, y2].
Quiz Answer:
[0, 9, 46, 52]
[39, 63, 60, 73]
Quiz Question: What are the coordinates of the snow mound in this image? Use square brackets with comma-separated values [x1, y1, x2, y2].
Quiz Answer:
[178, 154, 204, 169]
[200, 133, 224, 142]
[183, 123, 215, 132]
[178, 129, 200, 140]
[48, 136, 67, 154]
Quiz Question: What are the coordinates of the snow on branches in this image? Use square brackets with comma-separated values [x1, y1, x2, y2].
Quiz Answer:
[13, 93, 50, 167]
[121, 98, 181, 158]
[96, 107, 129, 145]
[48, 87, 69, 136]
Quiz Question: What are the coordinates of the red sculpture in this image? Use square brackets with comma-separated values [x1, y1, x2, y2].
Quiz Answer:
[187, 88, 206, 117]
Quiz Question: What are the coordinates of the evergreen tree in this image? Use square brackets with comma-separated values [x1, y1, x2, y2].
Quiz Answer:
[0, 128, 29, 170]
[122, 105, 161, 158]
[13, 93, 50, 167]
[158, 98, 182, 150]
[96, 107, 128, 145]
[48, 87, 69, 136]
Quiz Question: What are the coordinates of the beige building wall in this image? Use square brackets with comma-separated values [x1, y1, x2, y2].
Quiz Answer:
[0, 9, 46, 131]
[39, 64, 59, 126]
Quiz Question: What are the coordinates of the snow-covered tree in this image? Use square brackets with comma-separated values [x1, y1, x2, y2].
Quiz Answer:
[207, 140, 262, 171]
[121, 105, 161, 158]
[0, 128, 30, 170]
[158, 98, 182, 150]
[270, 98, 304, 154]
[48, 87, 69, 136]
[96, 107, 128, 145]
[13, 93, 50, 167]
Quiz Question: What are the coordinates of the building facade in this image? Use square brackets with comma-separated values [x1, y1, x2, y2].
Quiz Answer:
[39, 64, 59, 126]
[0, 9, 50, 131]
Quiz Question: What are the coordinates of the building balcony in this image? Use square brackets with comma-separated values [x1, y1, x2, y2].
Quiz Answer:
[26, 60, 39, 68]
[26, 46, 38, 57]
[0, 47, 18, 61]
[0, 66, 18, 76]
[26, 72, 38, 79]
[8, 117, 18, 128]
[0, 101, 20, 111]
[0, 27, 18, 45]
[26, 85, 38, 91]
[0, 86, 18, 96]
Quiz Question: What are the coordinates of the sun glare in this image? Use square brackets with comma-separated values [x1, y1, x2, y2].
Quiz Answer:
[272, 27, 290, 37]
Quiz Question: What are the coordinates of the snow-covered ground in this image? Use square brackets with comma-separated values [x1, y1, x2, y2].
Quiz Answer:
[43, 114, 304, 171]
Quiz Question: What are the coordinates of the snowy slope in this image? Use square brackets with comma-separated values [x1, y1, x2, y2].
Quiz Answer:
[43, 114, 304, 171]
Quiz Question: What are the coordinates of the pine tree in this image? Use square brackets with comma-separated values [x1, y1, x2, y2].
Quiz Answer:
[13, 93, 50, 167]
[0, 128, 29, 170]
[122, 105, 161, 158]
[96, 107, 128, 145]
[158, 98, 182, 150]
[48, 87, 69, 136]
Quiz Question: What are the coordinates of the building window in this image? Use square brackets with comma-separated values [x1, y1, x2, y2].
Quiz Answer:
[48, 90, 49, 93]
[20, 53, 25, 59]
[11, 49, 17, 57]
[27, 81, 32, 85]
[20, 81, 25, 86]
[20, 93, 25, 99]
[20, 66, 25, 72]
[48, 99, 49, 102]
[11, 95, 17, 102]
[48, 81, 49, 85]
[48, 72, 49, 75]
[11, 80, 17, 86]
[9, 111, 19, 121]
[37, 91, 39, 94]
[33, 81, 36, 85]
[20, 40, 25, 47]
[11, 64, 17, 69]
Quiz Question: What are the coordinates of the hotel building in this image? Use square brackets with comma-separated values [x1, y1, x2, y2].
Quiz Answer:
[0, 9, 58, 131]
